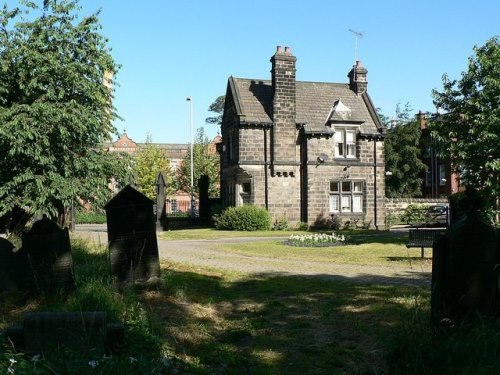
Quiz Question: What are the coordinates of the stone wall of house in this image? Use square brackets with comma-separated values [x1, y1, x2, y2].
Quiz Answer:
[305, 136, 385, 229]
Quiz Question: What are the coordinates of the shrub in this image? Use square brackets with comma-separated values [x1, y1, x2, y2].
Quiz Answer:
[76, 210, 107, 224]
[400, 204, 428, 225]
[214, 205, 271, 231]
[272, 216, 288, 231]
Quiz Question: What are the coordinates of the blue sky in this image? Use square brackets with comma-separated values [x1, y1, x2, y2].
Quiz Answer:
[7, 0, 500, 144]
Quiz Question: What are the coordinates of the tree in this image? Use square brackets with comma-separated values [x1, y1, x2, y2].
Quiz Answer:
[431, 36, 499, 220]
[176, 127, 220, 198]
[383, 103, 427, 198]
[0, 0, 129, 224]
[205, 95, 225, 127]
[134, 135, 175, 200]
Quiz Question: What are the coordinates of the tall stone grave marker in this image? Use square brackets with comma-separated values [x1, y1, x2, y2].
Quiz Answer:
[431, 191, 499, 324]
[105, 185, 161, 285]
[156, 172, 167, 230]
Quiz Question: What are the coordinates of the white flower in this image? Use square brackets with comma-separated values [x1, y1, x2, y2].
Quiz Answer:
[129, 357, 137, 363]
[9, 358, 17, 365]
[31, 354, 41, 362]
[88, 360, 99, 369]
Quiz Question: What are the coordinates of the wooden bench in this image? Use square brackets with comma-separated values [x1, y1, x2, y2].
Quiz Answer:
[407, 228, 446, 258]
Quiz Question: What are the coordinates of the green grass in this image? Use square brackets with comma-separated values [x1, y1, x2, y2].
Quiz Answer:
[160, 228, 303, 240]
[2, 233, 498, 374]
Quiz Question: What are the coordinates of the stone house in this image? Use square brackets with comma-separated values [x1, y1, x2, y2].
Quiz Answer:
[219, 46, 386, 228]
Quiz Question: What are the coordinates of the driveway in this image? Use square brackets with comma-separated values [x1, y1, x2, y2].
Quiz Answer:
[73, 225, 431, 287]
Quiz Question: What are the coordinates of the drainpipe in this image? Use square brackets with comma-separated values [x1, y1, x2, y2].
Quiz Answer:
[264, 126, 269, 210]
[373, 137, 378, 229]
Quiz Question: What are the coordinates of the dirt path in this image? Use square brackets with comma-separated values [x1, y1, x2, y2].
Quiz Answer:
[157, 238, 431, 287]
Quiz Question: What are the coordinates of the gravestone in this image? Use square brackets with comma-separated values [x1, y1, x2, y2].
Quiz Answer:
[198, 174, 210, 220]
[22, 217, 75, 293]
[156, 172, 167, 230]
[6, 311, 124, 353]
[0, 238, 17, 291]
[431, 190, 499, 324]
[105, 185, 161, 285]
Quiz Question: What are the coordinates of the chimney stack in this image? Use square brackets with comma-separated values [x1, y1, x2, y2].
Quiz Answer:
[348, 60, 368, 95]
[270, 46, 297, 167]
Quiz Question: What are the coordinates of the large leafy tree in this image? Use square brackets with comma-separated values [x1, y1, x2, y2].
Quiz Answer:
[176, 127, 220, 198]
[205, 95, 225, 127]
[383, 103, 427, 198]
[431, 36, 499, 220]
[134, 135, 175, 200]
[0, 0, 129, 223]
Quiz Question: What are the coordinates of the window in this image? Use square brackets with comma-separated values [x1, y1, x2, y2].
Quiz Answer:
[329, 180, 364, 213]
[242, 182, 251, 194]
[334, 129, 356, 158]
[439, 164, 446, 186]
[425, 169, 431, 187]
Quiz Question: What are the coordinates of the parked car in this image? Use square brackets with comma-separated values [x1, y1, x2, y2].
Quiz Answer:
[426, 205, 449, 227]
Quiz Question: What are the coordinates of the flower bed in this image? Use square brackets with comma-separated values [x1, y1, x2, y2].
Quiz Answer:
[284, 232, 348, 247]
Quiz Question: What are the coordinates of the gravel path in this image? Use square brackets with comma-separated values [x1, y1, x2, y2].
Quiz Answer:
[73, 225, 431, 287]
[158, 238, 431, 287]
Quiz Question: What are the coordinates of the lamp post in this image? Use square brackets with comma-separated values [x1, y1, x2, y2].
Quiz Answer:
[186, 96, 195, 216]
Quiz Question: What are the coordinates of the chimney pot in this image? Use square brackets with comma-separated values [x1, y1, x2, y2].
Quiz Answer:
[276, 46, 283, 53]
[284, 46, 291, 54]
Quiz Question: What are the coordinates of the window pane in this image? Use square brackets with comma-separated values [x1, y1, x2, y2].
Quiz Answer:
[353, 195, 362, 212]
[329, 195, 339, 212]
[334, 131, 344, 157]
[341, 196, 351, 212]
[336, 143, 344, 157]
[330, 181, 339, 192]
[346, 144, 355, 157]
[342, 181, 351, 192]
[353, 182, 363, 192]
[346, 131, 355, 143]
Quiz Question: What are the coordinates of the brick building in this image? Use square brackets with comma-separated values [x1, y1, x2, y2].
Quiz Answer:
[220, 46, 386, 228]
[417, 112, 462, 198]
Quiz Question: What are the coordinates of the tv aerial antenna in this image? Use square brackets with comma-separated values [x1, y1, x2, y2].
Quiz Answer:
[348, 29, 363, 80]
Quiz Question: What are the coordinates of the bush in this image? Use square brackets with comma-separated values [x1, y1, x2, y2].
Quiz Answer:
[272, 216, 288, 231]
[214, 205, 271, 231]
[76, 210, 107, 224]
[400, 204, 428, 226]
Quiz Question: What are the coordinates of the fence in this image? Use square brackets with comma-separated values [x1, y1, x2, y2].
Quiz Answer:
[164, 199, 199, 218]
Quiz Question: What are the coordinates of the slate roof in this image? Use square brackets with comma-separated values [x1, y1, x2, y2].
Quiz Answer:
[229, 77, 383, 136]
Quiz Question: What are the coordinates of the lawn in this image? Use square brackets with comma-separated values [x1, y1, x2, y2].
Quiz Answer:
[1, 231, 498, 374]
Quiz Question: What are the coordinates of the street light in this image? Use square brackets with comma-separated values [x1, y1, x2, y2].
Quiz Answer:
[186, 96, 195, 217]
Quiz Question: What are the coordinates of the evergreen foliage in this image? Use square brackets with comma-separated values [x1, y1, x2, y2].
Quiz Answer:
[383, 103, 427, 198]
[214, 205, 271, 231]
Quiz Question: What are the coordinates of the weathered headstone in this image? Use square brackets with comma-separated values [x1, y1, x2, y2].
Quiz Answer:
[0, 238, 17, 291]
[105, 185, 161, 285]
[156, 172, 167, 230]
[198, 174, 210, 220]
[6, 311, 124, 353]
[431, 190, 499, 324]
[22, 217, 75, 293]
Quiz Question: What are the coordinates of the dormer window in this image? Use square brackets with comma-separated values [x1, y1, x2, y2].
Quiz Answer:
[334, 129, 356, 158]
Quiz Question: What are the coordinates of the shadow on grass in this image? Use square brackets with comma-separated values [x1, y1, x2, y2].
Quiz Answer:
[348, 232, 408, 246]
[141, 267, 431, 374]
